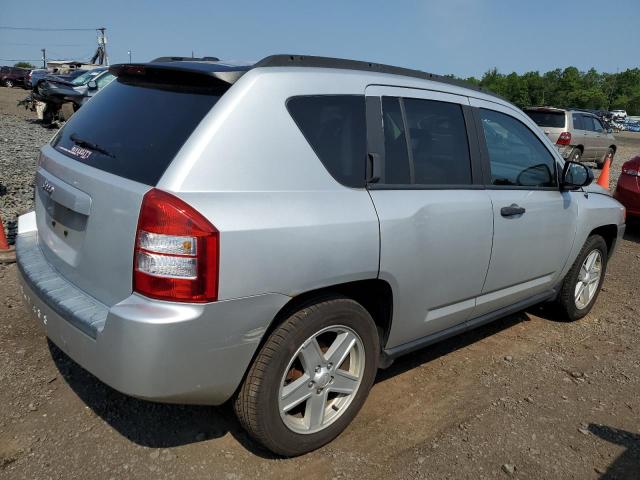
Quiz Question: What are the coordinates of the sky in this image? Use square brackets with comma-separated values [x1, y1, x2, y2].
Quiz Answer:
[1, 0, 639, 78]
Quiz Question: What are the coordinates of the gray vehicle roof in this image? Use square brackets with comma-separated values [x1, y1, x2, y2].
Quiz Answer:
[110, 54, 506, 103]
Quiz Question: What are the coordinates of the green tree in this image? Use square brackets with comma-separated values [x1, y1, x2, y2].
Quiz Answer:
[466, 66, 640, 115]
[14, 62, 35, 69]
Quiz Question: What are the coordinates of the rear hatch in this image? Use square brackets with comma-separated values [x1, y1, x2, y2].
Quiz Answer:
[524, 108, 566, 143]
[35, 62, 242, 307]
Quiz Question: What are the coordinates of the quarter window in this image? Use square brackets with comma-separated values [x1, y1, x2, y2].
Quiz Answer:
[381, 96, 472, 186]
[479, 109, 557, 188]
[287, 95, 367, 188]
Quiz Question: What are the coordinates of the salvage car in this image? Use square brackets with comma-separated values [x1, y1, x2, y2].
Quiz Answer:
[614, 156, 640, 217]
[16, 55, 626, 456]
[525, 107, 616, 169]
[27, 68, 114, 124]
[25, 69, 48, 89]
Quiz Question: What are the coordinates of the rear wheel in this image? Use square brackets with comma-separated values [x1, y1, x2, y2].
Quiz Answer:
[556, 235, 608, 321]
[4, 79, 14, 88]
[596, 148, 615, 169]
[568, 147, 582, 163]
[234, 296, 379, 456]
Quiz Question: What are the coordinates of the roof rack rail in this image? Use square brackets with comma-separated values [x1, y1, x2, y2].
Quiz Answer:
[253, 54, 503, 100]
[151, 56, 220, 63]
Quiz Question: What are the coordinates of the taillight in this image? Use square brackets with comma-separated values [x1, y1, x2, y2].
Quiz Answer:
[133, 188, 219, 303]
[556, 132, 572, 146]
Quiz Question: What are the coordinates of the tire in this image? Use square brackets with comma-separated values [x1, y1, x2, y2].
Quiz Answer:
[556, 235, 608, 321]
[234, 296, 379, 456]
[4, 80, 14, 88]
[568, 147, 582, 163]
[596, 148, 615, 169]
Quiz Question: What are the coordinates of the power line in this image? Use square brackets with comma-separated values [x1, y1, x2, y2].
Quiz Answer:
[6, 42, 86, 47]
[0, 58, 43, 61]
[0, 26, 96, 31]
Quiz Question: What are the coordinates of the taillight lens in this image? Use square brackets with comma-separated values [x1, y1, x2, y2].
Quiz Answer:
[133, 189, 219, 303]
[556, 132, 572, 146]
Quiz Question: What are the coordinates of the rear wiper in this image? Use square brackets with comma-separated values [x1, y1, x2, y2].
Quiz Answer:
[70, 133, 115, 158]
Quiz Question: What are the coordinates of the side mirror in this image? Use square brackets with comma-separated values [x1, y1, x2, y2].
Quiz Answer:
[561, 161, 594, 190]
[87, 80, 97, 90]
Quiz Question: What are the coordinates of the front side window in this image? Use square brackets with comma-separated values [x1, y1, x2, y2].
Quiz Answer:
[480, 109, 557, 188]
[287, 95, 366, 188]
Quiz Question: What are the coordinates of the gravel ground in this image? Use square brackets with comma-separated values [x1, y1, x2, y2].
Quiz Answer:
[1, 88, 639, 480]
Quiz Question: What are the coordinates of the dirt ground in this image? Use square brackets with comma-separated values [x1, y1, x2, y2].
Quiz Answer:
[1, 86, 639, 480]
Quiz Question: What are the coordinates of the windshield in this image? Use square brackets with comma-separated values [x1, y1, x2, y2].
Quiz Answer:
[525, 110, 566, 128]
[71, 69, 103, 86]
[52, 77, 224, 185]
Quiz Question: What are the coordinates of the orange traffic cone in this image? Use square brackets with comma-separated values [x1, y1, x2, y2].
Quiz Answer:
[0, 212, 16, 264]
[596, 157, 611, 189]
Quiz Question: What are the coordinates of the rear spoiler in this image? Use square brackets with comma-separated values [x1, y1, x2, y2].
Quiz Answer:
[151, 56, 220, 62]
[109, 62, 250, 85]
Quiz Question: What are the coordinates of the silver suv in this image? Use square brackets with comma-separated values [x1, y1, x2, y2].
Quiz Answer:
[524, 107, 616, 169]
[17, 55, 626, 456]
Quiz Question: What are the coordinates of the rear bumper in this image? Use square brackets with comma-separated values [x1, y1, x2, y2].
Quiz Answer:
[17, 214, 289, 405]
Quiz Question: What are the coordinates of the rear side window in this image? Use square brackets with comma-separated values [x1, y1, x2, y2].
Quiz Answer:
[581, 116, 595, 132]
[480, 109, 557, 188]
[52, 78, 223, 185]
[572, 113, 584, 130]
[381, 97, 471, 186]
[403, 98, 471, 185]
[525, 110, 566, 128]
[381, 97, 411, 184]
[287, 95, 366, 188]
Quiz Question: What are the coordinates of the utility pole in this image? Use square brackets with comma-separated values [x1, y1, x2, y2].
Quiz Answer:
[128, 50, 132, 63]
[41, 48, 46, 69]
[97, 27, 108, 66]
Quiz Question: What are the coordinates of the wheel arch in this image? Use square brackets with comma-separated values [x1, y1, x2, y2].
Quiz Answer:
[232, 279, 395, 398]
[589, 224, 618, 258]
[270, 279, 394, 348]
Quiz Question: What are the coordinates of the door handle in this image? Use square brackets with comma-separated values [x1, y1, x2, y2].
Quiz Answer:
[500, 204, 526, 217]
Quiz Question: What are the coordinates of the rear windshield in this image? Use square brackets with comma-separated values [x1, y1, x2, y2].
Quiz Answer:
[525, 110, 566, 128]
[52, 77, 222, 185]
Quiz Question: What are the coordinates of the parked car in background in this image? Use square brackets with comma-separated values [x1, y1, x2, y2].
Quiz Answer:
[524, 107, 616, 168]
[614, 156, 640, 217]
[0, 66, 29, 87]
[16, 55, 625, 456]
[611, 109, 628, 120]
[25, 69, 48, 89]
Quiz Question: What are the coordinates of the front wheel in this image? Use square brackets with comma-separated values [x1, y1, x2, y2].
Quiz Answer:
[556, 235, 608, 321]
[568, 147, 582, 163]
[234, 297, 379, 456]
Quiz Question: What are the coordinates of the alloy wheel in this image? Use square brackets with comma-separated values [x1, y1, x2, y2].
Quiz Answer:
[278, 325, 365, 434]
[574, 250, 602, 310]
